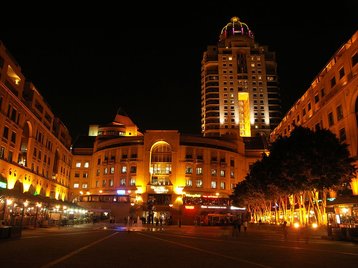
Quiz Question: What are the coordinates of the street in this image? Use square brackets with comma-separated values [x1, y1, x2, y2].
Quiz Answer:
[0, 223, 357, 268]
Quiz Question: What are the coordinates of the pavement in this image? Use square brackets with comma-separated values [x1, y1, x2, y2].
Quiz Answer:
[0, 221, 337, 242]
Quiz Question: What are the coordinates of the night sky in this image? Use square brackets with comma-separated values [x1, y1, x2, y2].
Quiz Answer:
[1, 2, 357, 140]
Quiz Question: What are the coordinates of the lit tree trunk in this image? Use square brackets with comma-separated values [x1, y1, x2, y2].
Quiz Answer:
[321, 189, 327, 225]
[289, 194, 295, 224]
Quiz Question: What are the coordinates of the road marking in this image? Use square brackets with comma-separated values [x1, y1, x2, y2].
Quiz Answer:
[147, 231, 358, 257]
[39, 232, 118, 268]
[137, 232, 272, 268]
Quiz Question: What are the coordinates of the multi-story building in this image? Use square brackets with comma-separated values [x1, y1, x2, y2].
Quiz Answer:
[71, 111, 267, 224]
[0, 41, 76, 227]
[201, 16, 282, 138]
[269, 30, 358, 235]
[270, 31, 358, 198]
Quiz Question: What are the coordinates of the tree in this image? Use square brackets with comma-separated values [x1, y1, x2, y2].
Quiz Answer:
[231, 126, 357, 225]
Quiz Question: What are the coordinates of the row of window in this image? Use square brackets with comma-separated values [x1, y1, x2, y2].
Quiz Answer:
[73, 179, 234, 191]
[284, 104, 344, 135]
[185, 166, 235, 178]
[75, 162, 89, 168]
[74, 176, 137, 189]
[95, 165, 137, 176]
[2, 126, 16, 143]
[185, 179, 235, 190]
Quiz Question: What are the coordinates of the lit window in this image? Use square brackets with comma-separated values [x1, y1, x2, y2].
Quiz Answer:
[109, 179, 114, 187]
[196, 167, 203, 175]
[73, 183, 79, 188]
[82, 183, 88, 189]
[220, 170, 225, 177]
[186, 179, 192, 187]
[84, 162, 89, 168]
[120, 178, 126, 186]
[76, 162, 81, 168]
[130, 178, 136, 186]
[220, 182, 225, 189]
[211, 181, 217, 188]
[104, 167, 108, 175]
[110, 167, 115, 174]
[196, 180, 203, 188]
[121, 166, 127, 173]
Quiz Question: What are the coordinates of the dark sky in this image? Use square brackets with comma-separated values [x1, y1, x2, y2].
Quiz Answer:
[1, 2, 357, 140]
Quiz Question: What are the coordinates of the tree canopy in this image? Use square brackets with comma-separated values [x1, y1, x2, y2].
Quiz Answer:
[232, 126, 357, 206]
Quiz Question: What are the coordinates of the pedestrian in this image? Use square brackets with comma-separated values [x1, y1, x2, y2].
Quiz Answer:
[282, 221, 288, 241]
[232, 217, 240, 238]
[243, 220, 248, 232]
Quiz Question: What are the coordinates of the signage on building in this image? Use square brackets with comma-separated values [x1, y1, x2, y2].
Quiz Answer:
[150, 186, 169, 194]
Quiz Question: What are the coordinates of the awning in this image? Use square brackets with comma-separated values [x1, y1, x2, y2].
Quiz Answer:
[0, 188, 83, 209]
[326, 195, 358, 206]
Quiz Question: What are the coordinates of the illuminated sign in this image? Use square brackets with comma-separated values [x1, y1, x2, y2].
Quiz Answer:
[230, 206, 246, 211]
[203, 195, 219, 198]
[150, 186, 169, 194]
[185, 194, 201, 198]
[201, 205, 227, 209]
[117, 190, 126, 195]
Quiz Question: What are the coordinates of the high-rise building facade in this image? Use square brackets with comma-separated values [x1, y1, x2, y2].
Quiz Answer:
[201, 17, 282, 138]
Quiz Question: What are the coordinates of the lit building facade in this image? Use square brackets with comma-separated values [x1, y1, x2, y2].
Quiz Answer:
[71, 113, 266, 224]
[201, 17, 282, 138]
[270, 30, 358, 196]
[0, 41, 72, 201]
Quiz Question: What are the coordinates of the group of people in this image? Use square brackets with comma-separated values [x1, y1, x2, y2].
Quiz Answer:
[232, 216, 248, 238]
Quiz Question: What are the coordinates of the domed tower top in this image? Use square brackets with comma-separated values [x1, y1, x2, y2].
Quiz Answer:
[219, 17, 254, 41]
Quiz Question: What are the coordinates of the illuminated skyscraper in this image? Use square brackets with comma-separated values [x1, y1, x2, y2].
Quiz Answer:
[201, 17, 282, 137]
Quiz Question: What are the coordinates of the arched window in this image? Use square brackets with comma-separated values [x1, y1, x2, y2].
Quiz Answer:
[150, 142, 172, 185]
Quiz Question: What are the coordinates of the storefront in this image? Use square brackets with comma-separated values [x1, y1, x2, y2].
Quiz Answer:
[326, 195, 358, 241]
[0, 188, 89, 229]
